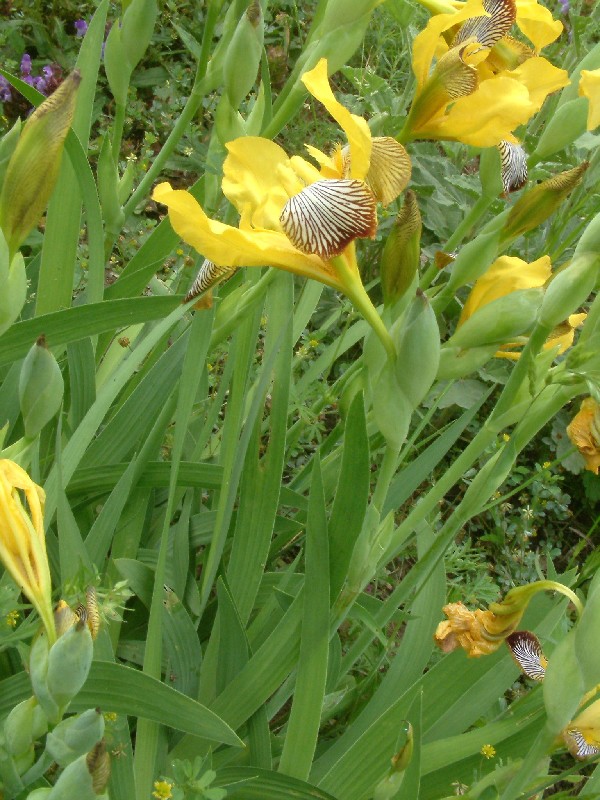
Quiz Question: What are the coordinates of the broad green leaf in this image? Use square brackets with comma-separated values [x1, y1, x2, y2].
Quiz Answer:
[214, 767, 338, 799]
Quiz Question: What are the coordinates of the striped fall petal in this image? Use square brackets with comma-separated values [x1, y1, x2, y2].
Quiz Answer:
[505, 630, 547, 680]
[184, 259, 236, 303]
[498, 140, 528, 193]
[563, 728, 600, 760]
[280, 179, 377, 259]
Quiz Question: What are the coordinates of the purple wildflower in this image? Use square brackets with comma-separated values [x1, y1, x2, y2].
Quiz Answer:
[74, 19, 88, 37]
[32, 76, 48, 94]
[42, 65, 54, 79]
[0, 75, 11, 102]
[20, 53, 32, 77]
[559, 0, 569, 12]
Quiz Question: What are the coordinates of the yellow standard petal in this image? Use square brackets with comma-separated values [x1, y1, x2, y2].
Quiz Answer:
[514, 0, 564, 51]
[579, 69, 600, 131]
[567, 397, 600, 475]
[301, 58, 372, 180]
[507, 56, 570, 111]
[222, 137, 299, 230]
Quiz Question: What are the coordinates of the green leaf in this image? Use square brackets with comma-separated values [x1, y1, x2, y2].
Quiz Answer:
[214, 767, 338, 799]
[0, 297, 181, 368]
[279, 456, 330, 781]
[328, 391, 369, 600]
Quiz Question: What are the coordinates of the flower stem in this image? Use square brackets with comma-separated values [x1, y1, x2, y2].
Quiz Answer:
[331, 255, 396, 360]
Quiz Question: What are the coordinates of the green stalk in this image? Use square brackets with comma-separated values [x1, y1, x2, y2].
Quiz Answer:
[331, 256, 396, 360]
[121, 0, 221, 220]
[371, 444, 401, 512]
[420, 195, 494, 291]
[111, 102, 126, 162]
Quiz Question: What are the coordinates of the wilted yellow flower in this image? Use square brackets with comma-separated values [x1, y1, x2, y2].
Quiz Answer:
[436, 581, 582, 658]
[402, 0, 568, 146]
[459, 255, 586, 359]
[434, 601, 523, 656]
[0, 460, 55, 642]
[579, 68, 600, 131]
[567, 397, 600, 474]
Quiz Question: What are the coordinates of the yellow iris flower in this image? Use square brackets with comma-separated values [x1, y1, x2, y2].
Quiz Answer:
[579, 68, 600, 131]
[153, 59, 411, 355]
[402, 0, 569, 146]
[458, 255, 586, 359]
[0, 460, 55, 642]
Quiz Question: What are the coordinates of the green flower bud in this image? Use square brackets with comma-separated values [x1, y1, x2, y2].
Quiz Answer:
[500, 163, 589, 246]
[0, 118, 22, 190]
[4, 696, 47, 757]
[533, 97, 588, 161]
[46, 708, 104, 767]
[223, 1, 264, 108]
[46, 620, 93, 711]
[46, 753, 99, 800]
[539, 254, 599, 330]
[0, 226, 27, 337]
[30, 633, 60, 723]
[0, 71, 81, 256]
[436, 343, 498, 380]
[381, 190, 421, 307]
[447, 288, 544, 350]
[393, 289, 440, 408]
[104, 0, 158, 106]
[97, 136, 124, 235]
[19, 335, 64, 438]
[373, 722, 413, 800]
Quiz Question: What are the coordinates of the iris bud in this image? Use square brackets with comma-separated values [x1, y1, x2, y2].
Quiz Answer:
[500, 163, 588, 246]
[380, 190, 421, 307]
[436, 343, 498, 380]
[0, 71, 80, 256]
[533, 97, 588, 160]
[0, 227, 27, 337]
[4, 696, 47, 757]
[46, 620, 94, 711]
[223, 1, 264, 108]
[448, 288, 544, 350]
[46, 708, 104, 767]
[19, 335, 64, 438]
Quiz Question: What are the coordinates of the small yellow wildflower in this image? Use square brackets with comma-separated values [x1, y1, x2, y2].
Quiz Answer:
[103, 711, 118, 723]
[309, 339, 319, 348]
[5, 610, 19, 628]
[480, 744, 496, 759]
[176, 248, 184, 256]
[542, 461, 551, 469]
[152, 780, 174, 800]
[502, 433, 510, 442]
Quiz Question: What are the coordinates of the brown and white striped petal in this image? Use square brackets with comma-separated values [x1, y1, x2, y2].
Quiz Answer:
[454, 0, 516, 49]
[184, 259, 236, 303]
[280, 179, 377, 259]
[505, 630, 547, 681]
[563, 728, 600, 760]
[436, 45, 479, 100]
[498, 140, 528, 194]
